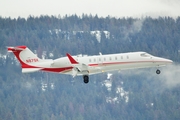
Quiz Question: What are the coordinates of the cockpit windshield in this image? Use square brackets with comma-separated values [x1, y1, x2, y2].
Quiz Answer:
[140, 53, 151, 57]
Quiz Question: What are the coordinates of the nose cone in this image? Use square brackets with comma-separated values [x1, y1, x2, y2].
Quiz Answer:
[165, 59, 173, 64]
[155, 57, 173, 65]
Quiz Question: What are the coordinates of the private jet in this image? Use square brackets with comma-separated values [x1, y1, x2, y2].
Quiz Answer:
[8, 46, 173, 83]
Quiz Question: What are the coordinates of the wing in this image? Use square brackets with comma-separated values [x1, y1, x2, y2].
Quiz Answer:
[66, 53, 95, 77]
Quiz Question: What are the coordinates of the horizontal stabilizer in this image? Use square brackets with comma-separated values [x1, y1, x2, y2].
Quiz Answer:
[22, 68, 42, 73]
[7, 46, 27, 52]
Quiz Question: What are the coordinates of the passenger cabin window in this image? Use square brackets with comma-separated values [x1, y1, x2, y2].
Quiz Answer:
[94, 58, 96, 62]
[127, 56, 129, 59]
[99, 58, 101, 61]
[104, 58, 106, 61]
[89, 59, 91, 62]
[140, 53, 151, 57]
[109, 57, 111, 60]
[115, 56, 117, 60]
[121, 56, 123, 59]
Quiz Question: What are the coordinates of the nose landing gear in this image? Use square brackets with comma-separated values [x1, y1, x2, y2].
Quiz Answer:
[156, 69, 161, 74]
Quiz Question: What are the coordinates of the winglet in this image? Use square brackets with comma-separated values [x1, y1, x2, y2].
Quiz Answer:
[66, 53, 78, 64]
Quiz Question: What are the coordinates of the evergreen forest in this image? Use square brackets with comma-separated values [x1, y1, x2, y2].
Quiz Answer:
[0, 15, 180, 120]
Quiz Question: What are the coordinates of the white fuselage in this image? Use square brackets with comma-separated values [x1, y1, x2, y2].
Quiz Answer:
[7, 46, 173, 83]
[51, 52, 172, 75]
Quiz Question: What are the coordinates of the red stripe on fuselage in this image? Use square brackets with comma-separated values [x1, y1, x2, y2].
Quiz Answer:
[88, 60, 170, 67]
[30, 60, 170, 73]
[22, 64, 73, 73]
[88, 61, 147, 66]
[42, 67, 73, 73]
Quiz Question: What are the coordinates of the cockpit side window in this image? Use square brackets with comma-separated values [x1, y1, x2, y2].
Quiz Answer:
[140, 53, 151, 57]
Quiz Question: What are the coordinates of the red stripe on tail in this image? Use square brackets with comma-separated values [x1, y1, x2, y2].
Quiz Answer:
[7, 46, 31, 68]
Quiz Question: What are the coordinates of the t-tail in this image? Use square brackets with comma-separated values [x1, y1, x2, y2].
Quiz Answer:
[7, 46, 45, 73]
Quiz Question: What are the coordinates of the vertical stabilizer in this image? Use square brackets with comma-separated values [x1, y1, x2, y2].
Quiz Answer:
[7, 46, 41, 68]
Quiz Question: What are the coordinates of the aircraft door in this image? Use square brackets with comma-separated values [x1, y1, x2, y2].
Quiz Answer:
[98, 54, 103, 65]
